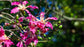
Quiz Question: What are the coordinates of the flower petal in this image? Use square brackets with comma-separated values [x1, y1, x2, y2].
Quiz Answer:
[25, 38, 32, 45]
[0, 27, 5, 37]
[40, 12, 45, 17]
[20, 32, 28, 40]
[19, 17, 24, 22]
[37, 22, 45, 29]
[11, 7, 19, 14]
[27, 5, 38, 9]
[25, 9, 31, 14]
[42, 28, 49, 33]
[26, 14, 36, 21]
[16, 41, 23, 47]
[4, 40, 14, 47]
[22, 1, 28, 5]
[29, 26, 37, 34]
[33, 6, 39, 9]
[34, 38, 38, 46]
[11, 2, 20, 5]
[40, 12, 45, 21]
[46, 17, 58, 20]
[45, 22, 53, 29]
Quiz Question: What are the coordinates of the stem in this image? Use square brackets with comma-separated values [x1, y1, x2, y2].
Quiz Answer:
[1, 12, 15, 19]
[0, 14, 12, 21]
[38, 40, 48, 42]
[5, 29, 21, 39]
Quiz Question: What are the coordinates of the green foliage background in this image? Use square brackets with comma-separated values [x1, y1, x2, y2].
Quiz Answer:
[0, 0, 84, 47]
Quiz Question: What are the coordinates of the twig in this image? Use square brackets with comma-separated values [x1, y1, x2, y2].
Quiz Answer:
[1, 12, 15, 18]
[63, 16, 84, 21]
[0, 14, 12, 21]
[53, 10, 84, 21]
[5, 29, 21, 39]
[38, 40, 48, 42]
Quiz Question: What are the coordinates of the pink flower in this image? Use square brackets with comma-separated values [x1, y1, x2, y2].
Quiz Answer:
[20, 32, 28, 40]
[25, 38, 32, 45]
[26, 14, 36, 21]
[19, 17, 24, 22]
[27, 5, 38, 9]
[11, 7, 19, 14]
[0, 35, 14, 47]
[11, 1, 38, 14]
[29, 26, 37, 34]
[29, 21, 38, 34]
[25, 36, 38, 46]
[3, 40, 14, 47]
[37, 22, 45, 29]
[5, 23, 10, 26]
[0, 27, 14, 47]
[45, 22, 53, 29]
[41, 28, 49, 33]
[13, 25, 16, 28]
[36, 12, 58, 29]
[33, 37, 38, 46]
[0, 27, 5, 37]
[26, 12, 57, 33]
[26, 14, 38, 33]
[16, 41, 23, 47]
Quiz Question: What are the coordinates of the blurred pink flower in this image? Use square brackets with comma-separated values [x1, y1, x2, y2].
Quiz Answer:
[5, 23, 10, 26]
[20, 32, 28, 40]
[16, 41, 23, 47]
[19, 17, 24, 22]
[3, 40, 14, 47]
[13, 25, 16, 28]
[11, 1, 38, 14]
[36, 12, 58, 30]
[26, 12, 58, 33]
[25, 36, 38, 46]
[0, 27, 14, 47]
[0, 27, 5, 37]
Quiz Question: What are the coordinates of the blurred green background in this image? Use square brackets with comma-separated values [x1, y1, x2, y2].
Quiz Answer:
[0, 0, 84, 47]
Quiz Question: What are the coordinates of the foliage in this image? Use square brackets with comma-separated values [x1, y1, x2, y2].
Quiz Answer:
[0, 0, 84, 47]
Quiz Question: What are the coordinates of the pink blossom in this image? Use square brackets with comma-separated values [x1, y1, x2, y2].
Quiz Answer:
[3, 40, 14, 47]
[45, 22, 53, 29]
[33, 37, 38, 46]
[22, 1, 28, 5]
[0, 35, 14, 47]
[26, 14, 38, 34]
[0, 27, 5, 37]
[25, 36, 38, 46]
[25, 38, 32, 45]
[20, 32, 28, 40]
[11, 1, 38, 14]
[0, 27, 14, 47]
[46, 17, 58, 20]
[26, 14, 36, 21]
[27, 5, 38, 9]
[19, 17, 24, 22]
[37, 22, 45, 29]
[40, 12, 45, 17]
[26, 12, 57, 33]
[29, 25, 37, 34]
[11, 7, 19, 14]
[11, 2, 20, 5]
[41, 28, 49, 33]
[5, 23, 10, 26]
[36, 12, 58, 29]
[16, 41, 23, 47]
[13, 25, 16, 28]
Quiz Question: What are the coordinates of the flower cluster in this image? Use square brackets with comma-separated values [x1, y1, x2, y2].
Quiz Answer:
[0, 27, 14, 47]
[0, 1, 58, 47]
